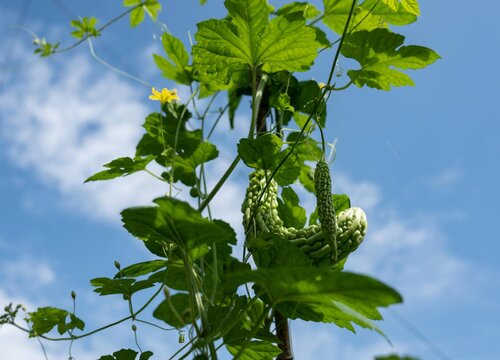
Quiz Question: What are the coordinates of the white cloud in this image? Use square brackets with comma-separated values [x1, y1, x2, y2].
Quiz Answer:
[291, 321, 412, 360]
[346, 205, 471, 305]
[0, 48, 167, 222]
[1, 257, 56, 291]
[423, 167, 462, 191]
[335, 173, 381, 212]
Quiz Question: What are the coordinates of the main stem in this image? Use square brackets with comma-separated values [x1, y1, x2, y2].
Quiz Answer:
[275, 312, 293, 360]
[252, 70, 293, 359]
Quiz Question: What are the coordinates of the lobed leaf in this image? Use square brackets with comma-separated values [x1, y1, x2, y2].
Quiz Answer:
[237, 135, 300, 186]
[153, 32, 191, 84]
[226, 341, 281, 360]
[342, 28, 440, 90]
[121, 197, 236, 257]
[27, 307, 85, 337]
[226, 267, 402, 334]
[323, 0, 417, 34]
[84, 156, 154, 182]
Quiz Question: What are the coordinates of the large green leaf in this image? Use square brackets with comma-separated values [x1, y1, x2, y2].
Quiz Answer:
[153, 293, 193, 327]
[192, 0, 320, 85]
[226, 341, 281, 360]
[226, 267, 402, 334]
[121, 197, 236, 257]
[323, 0, 417, 34]
[257, 12, 319, 73]
[342, 28, 440, 90]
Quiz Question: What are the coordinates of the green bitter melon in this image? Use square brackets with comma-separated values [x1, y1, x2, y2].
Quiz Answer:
[242, 169, 367, 267]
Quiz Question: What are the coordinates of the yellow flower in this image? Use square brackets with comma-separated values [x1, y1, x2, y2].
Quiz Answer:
[149, 87, 180, 105]
[318, 82, 327, 89]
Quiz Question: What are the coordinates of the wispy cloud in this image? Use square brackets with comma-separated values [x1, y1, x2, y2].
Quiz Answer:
[0, 47, 167, 222]
[423, 167, 462, 191]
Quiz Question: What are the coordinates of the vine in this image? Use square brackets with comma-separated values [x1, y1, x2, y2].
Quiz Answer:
[1, 0, 439, 359]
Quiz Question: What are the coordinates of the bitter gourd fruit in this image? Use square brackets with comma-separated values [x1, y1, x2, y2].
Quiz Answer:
[314, 160, 338, 262]
[242, 169, 367, 267]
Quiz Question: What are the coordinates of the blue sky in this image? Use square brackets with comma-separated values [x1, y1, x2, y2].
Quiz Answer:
[0, 1, 499, 359]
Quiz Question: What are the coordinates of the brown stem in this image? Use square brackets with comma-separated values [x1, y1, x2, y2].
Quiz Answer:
[256, 78, 269, 135]
[275, 311, 293, 359]
[253, 72, 292, 359]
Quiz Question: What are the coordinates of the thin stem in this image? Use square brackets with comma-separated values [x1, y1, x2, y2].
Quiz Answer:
[168, 336, 197, 360]
[332, 79, 354, 91]
[54, 2, 145, 54]
[11, 285, 164, 341]
[232, 305, 271, 360]
[144, 168, 166, 182]
[134, 318, 175, 331]
[87, 37, 151, 87]
[198, 154, 241, 213]
[169, 92, 198, 196]
[326, 0, 358, 88]
[207, 104, 229, 140]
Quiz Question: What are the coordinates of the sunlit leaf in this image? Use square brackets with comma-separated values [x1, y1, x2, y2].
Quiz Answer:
[342, 29, 440, 90]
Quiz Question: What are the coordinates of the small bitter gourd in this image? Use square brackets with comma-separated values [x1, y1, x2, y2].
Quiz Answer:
[242, 169, 367, 267]
[314, 160, 338, 262]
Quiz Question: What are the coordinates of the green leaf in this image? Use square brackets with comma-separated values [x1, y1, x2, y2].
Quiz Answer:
[342, 29, 440, 90]
[114, 260, 166, 279]
[144, 0, 162, 21]
[238, 134, 282, 170]
[153, 293, 193, 327]
[375, 355, 420, 360]
[33, 38, 59, 57]
[85, 156, 155, 182]
[124, 0, 161, 27]
[123, 0, 141, 5]
[382, 0, 399, 11]
[333, 194, 351, 212]
[277, 187, 306, 228]
[249, 235, 312, 269]
[121, 197, 236, 256]
[323, 0, 417, 34]
[27, 307, 85, 337]
[164, 259, 189, 290]
[98, 348, 144, 360]
[139, 352, 154, 360]
[275, 2, 321, 19]
[192, 0, 320, 85]
[227, 267, 402, 334]
[171, 141, 219, 186]
[400, 0, 420, 16]
[289, 80, 326, 126]
[90, 277, 155, 298]
[70, 17, 100, 39]
[130, 7, 145, 27]
[257, 12, 320, 73]
[238, 135, 300, 186]
[226, 341, 281, 360]
[153, 32, 191, 84]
